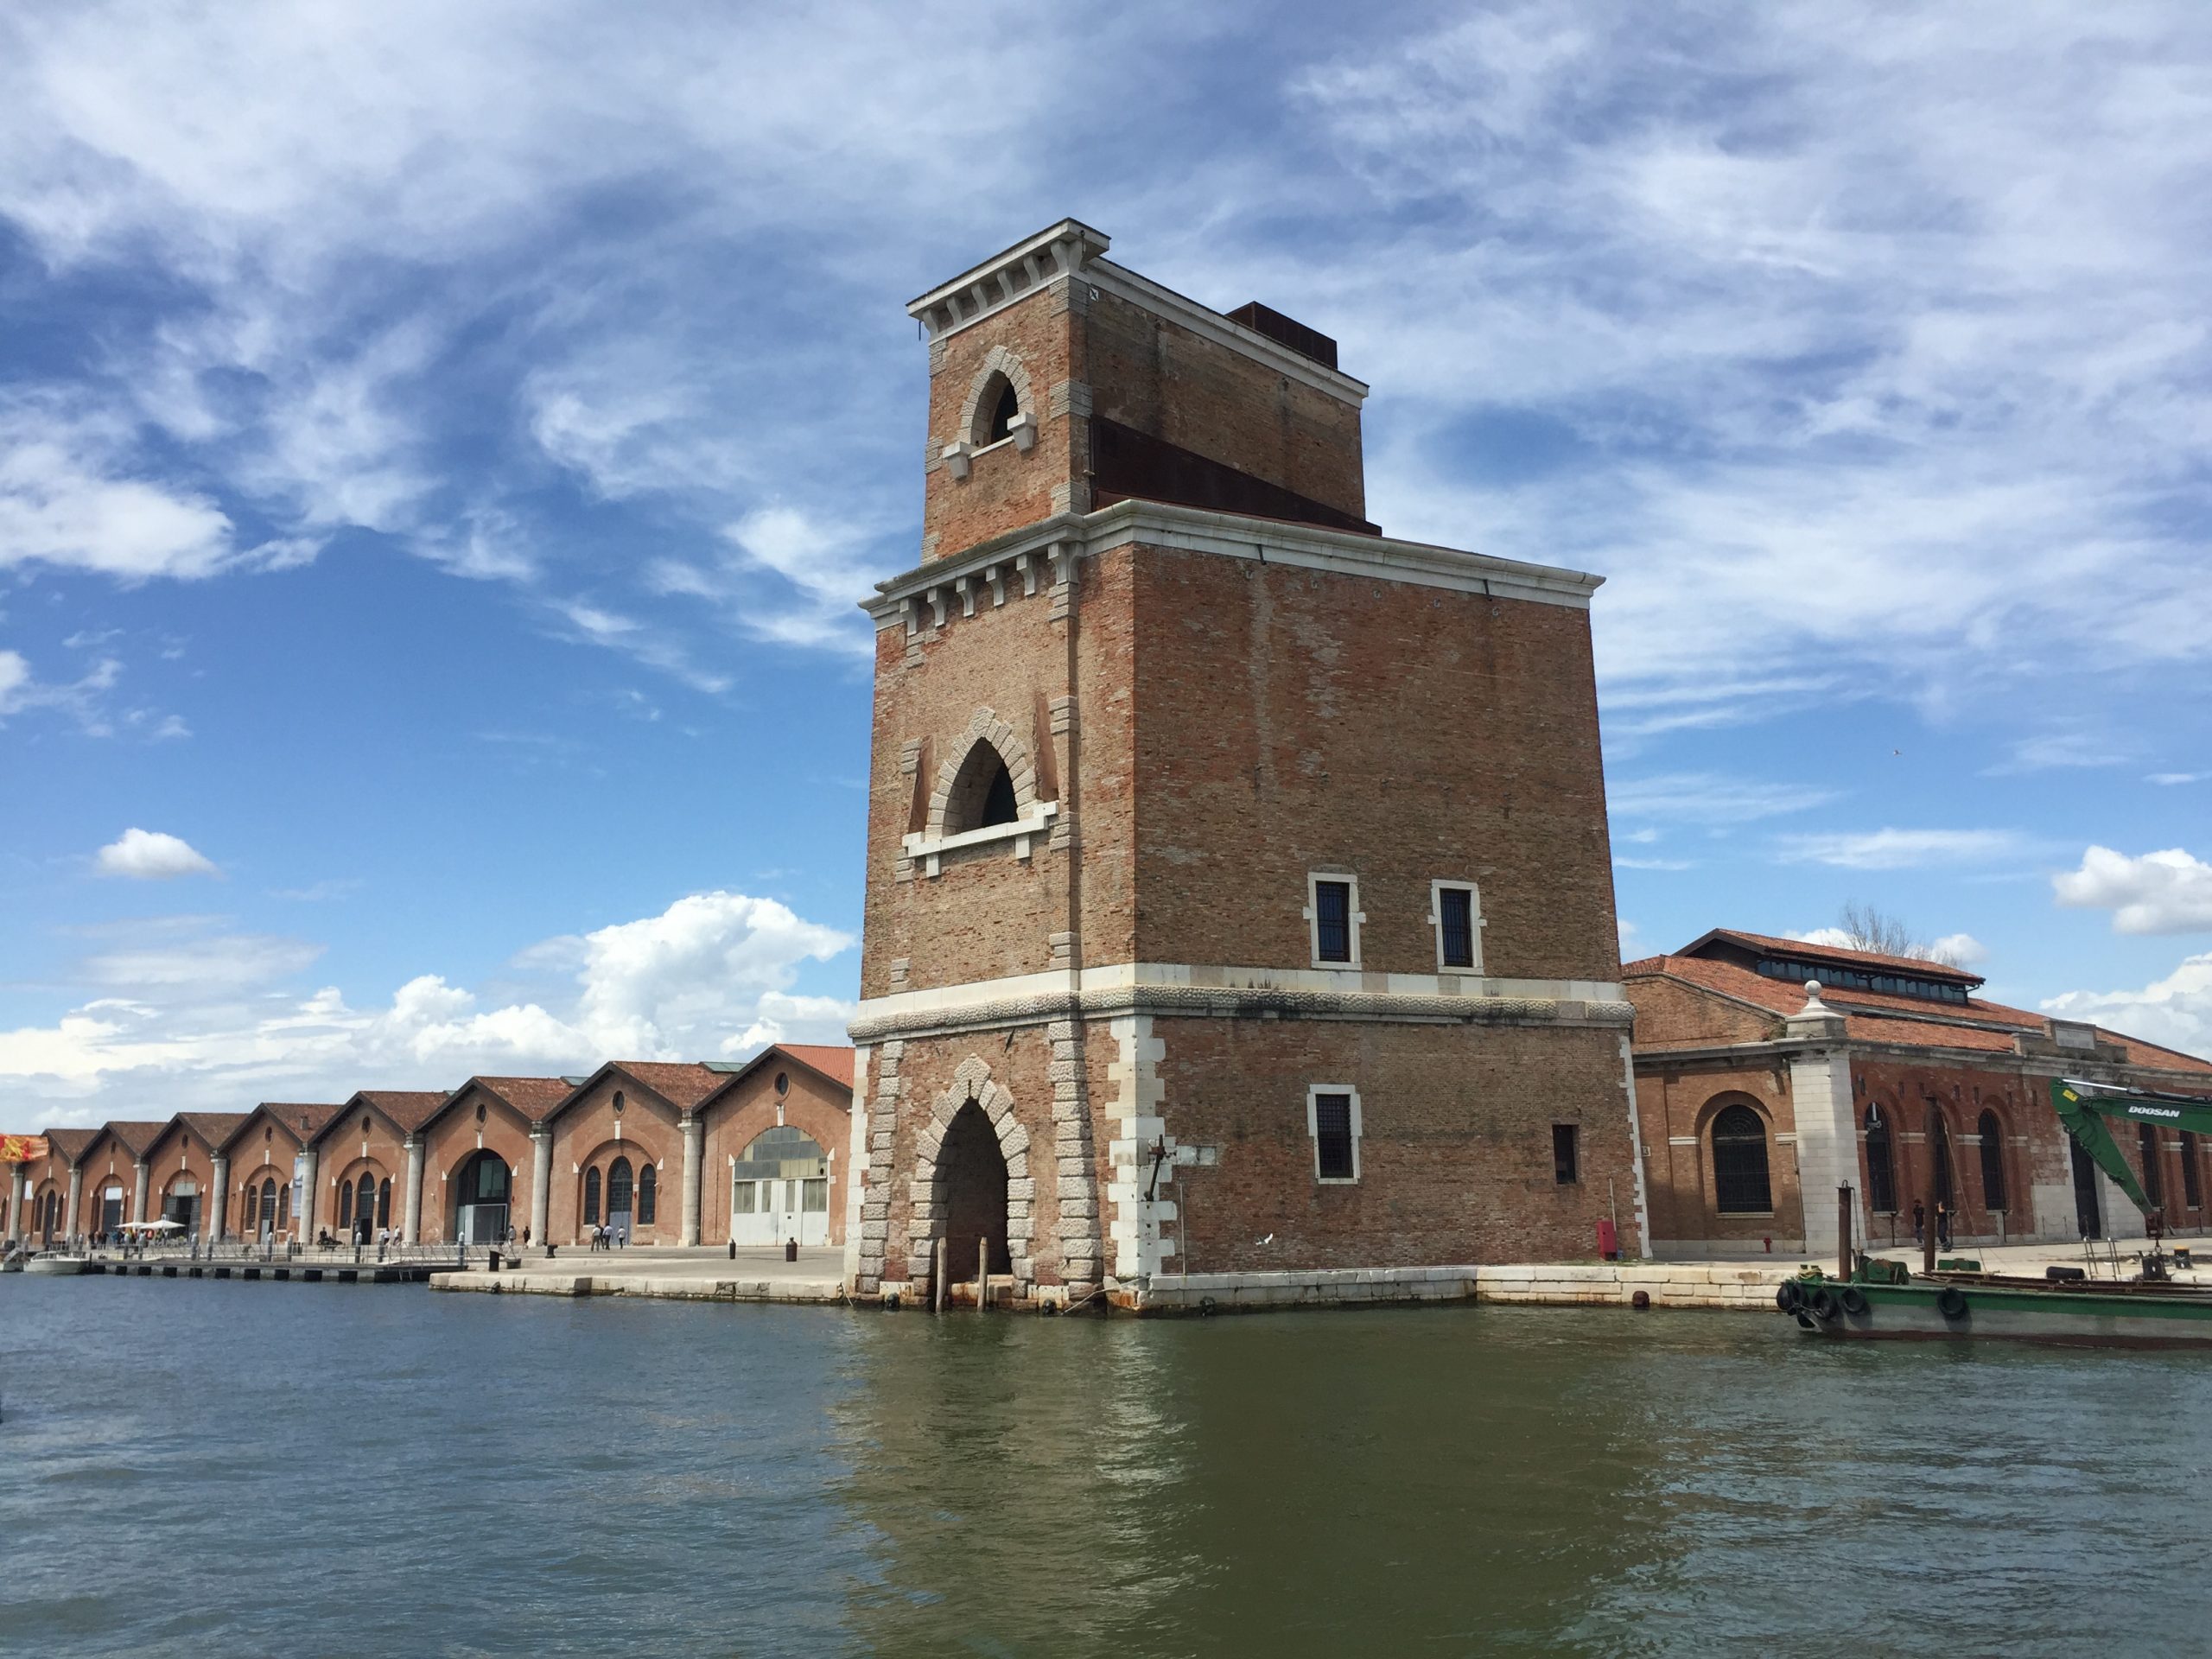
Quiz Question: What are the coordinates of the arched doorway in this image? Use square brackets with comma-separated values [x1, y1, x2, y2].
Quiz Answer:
[1709, 1103, 1773, 1217]
[454, 1151, 512, 1244]
[607, 1157, 634, 1244]
[938, 1101, 1009, 1282]
[353, 1173, 376, 1242]
[162, 1175, 200, 1237]
[730, 1126, 830, 1248]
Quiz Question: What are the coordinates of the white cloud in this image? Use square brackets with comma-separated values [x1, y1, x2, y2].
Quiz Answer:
[0, 888, 855, 1122]
[2054, 846, 2212, 935]
[1607, 772, 1840, 826]
[93, 828, 219, 880]
[0, 397, 238, 581]
[1930, 932, 1989, 967]
[2044, 954, 2212, 1058]
[1616, 918, 1642, 959]
[2149, 772, 2209, 786]
[1776, 828, 2024, 870]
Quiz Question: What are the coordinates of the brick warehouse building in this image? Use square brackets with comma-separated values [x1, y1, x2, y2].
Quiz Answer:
[2, 1044, 855, 1255]
[1628, 929, 2212, 1260]
[842, 220, 1644, 1310]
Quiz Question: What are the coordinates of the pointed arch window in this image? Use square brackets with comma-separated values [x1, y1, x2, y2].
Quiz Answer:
[1977, 1110, 2008, 1212]
[583, 1166, 601, 1225]
[639, 1163, 658, 1226]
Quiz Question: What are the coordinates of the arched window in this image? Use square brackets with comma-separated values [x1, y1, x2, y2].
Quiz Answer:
[377, 1177, 391, 1229]
[2182, 1130, 2204, 1211]
[354, 1174, 376, 1236]
[339, 1179, 354, 1228]
[944, 741, 1020, 833]
[277, 1182, 291, 1229]
[969, 371, 1022, 448]
[638, 1163, 658, 1225]
[1710, 1104, 1772, 1215]
[608, 1157, 634, 1217]
[1930, 1116, 1955, 1210]
[2139, 1122, 2164, 1209]
[260, 1178, 277, 1232]
[583, 1166, 601, 1225]
[1864, 1105, 1897, 1214]
[1977, 1110, 2008, 1212]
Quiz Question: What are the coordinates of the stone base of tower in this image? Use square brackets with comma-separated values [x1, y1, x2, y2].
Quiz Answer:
[842, 996, 1645, 1312]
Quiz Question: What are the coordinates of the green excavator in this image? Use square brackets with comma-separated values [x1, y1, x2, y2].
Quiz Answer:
[2050, 1075, 2212, 1235]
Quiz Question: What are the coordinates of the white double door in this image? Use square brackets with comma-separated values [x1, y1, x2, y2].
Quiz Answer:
[731, 1176, 828, 1248]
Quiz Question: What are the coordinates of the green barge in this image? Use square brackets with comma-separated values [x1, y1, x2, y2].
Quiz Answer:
[1783, 1077, 2212, 1348]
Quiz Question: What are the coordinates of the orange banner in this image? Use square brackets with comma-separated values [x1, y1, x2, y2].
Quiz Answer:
[0, 1135, 49, 1163]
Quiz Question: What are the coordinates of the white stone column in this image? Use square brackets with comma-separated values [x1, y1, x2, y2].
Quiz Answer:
[66, 1165, 83, 1245]
[1783, 983, 1866, 1266]
[403, 1135, 424, 1244]
[4, 1167, 21, 1243]
[207, 1153, 227, 1241]
[680, 1114, 703, 1246]
[132, 1160, 151, 1225]
[297, 1145, 319, 1242]
[530, 1127, 552, 1244]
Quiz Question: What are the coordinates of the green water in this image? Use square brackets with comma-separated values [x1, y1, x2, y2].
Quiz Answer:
[4, 1279, 2209, 1655]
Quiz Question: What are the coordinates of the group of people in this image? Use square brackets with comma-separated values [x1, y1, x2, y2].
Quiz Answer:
[1910, 1200, 1955, 1250]
[586, 1223, 627, 1251]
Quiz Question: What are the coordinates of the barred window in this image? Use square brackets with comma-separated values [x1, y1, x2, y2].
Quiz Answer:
[1309, 1087, 1360, 1182]
[1312, 879, 1353, 964]
[1553, 1124, 1579, 1185]
[2183, 1129, 2204, 1211]
[1435, 882, 1479, 971]
[1711, 1105, 1772, 1215]
[1865, 1106, 1897, 1214]
[639, 1164, 658, 1225]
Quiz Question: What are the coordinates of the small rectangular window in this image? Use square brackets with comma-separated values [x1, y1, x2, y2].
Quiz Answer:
[1313, 880, 1352, 963]
[1553, 1124, 1579, 1185]
[1439, 887, 1475, 969]
[1313, 1093, 1356, 1180]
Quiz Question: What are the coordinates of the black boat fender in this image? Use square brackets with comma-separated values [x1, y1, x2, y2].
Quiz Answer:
[1936, 1286, 1970, 1322]
[1840, 1287, 1869, 1318]
[1808, 1285, 1843, 1322]
[1776, 1281, 1804, 1314]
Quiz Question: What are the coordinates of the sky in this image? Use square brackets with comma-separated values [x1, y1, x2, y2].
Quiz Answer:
[4, 1, 2210, 1128]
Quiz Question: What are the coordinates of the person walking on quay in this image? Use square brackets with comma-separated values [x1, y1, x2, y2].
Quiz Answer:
[1912, 1200, 1926, 1243]
[1936, 1204, 1952, 1251]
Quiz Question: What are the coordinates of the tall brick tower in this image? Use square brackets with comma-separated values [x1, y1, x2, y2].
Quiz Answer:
[843, 221, 1644, 1309]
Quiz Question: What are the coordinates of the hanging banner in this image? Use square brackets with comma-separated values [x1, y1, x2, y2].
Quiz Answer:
[0, 1135, 49, 1163]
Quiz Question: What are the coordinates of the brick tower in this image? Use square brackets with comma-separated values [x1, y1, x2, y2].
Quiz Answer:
[843, 221, 1644, 1309]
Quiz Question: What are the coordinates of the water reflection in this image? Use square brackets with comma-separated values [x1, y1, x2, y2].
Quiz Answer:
[6, 1281, 2211, 1656]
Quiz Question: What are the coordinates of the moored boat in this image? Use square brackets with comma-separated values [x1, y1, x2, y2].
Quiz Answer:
[23, 1252, 92, 1275]
[1779, 1264, 2212, 1347]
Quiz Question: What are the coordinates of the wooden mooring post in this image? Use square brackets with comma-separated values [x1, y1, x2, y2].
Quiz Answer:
[1838, 1184, 1853, 1281]
[976, 1235, 988, 1313]
[1923, 1102, 1942, 1276]
[933, 1236, 947, 1314]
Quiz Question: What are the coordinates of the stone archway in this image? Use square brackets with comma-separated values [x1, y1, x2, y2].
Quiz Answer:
[912, 1057, 1033, 1293]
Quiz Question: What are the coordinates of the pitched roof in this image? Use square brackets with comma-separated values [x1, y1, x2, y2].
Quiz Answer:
[46, 1128, 98, 1162]
[1627, 951, 2212, 1080]
[777, 1045, 855, 1087]
[103, 1120, 170, 1158]
[600, 1062, 725, 1113]
[1681, 926, 1985, 987]
[220, 1103, 343, 1152]
[338, 1090, 454, 1136]
[461, 1076, 575, 1121]
[172, 1112, 250, 1148]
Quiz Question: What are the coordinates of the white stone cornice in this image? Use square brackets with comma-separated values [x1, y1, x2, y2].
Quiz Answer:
[908, 219, 1109, 340]
[862, 498, 1601, 626]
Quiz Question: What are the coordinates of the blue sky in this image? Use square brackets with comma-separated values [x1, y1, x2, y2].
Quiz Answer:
[4, 2, 2210, 1126]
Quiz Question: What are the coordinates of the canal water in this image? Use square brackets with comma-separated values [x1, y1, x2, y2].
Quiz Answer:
[4, 1280, 2209, 1656]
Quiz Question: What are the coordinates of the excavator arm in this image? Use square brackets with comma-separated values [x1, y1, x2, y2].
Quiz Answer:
[2050, 1077, 2212, 1223]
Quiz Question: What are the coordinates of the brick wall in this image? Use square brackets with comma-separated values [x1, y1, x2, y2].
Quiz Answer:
[546, 1076, 683, 1246]
[417, 1089, 537, 1245]
[317, 1107, 407, 1239]
[1634, 1060, 1805, 1247]
[1131, 548, 1619, 981]
[1157, 1017, 1637, 1272]
[700, 1063, 853, 1248]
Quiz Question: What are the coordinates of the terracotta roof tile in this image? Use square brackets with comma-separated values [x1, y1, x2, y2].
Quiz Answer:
[236, 1103, 343, 1147]
[465, 1076, 575, 1120]
[607, 1062, 724, 1112]
[776, 1045, 855, 1087]
[1630, 952, 2212, 1081]
[352, 1090, 454, 1134]
[1687, 927, 1985, 985]
[46, 1128, 98, 1161]
[173, 1112, 249, 1147]
[104, 1120, 170, 1158]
